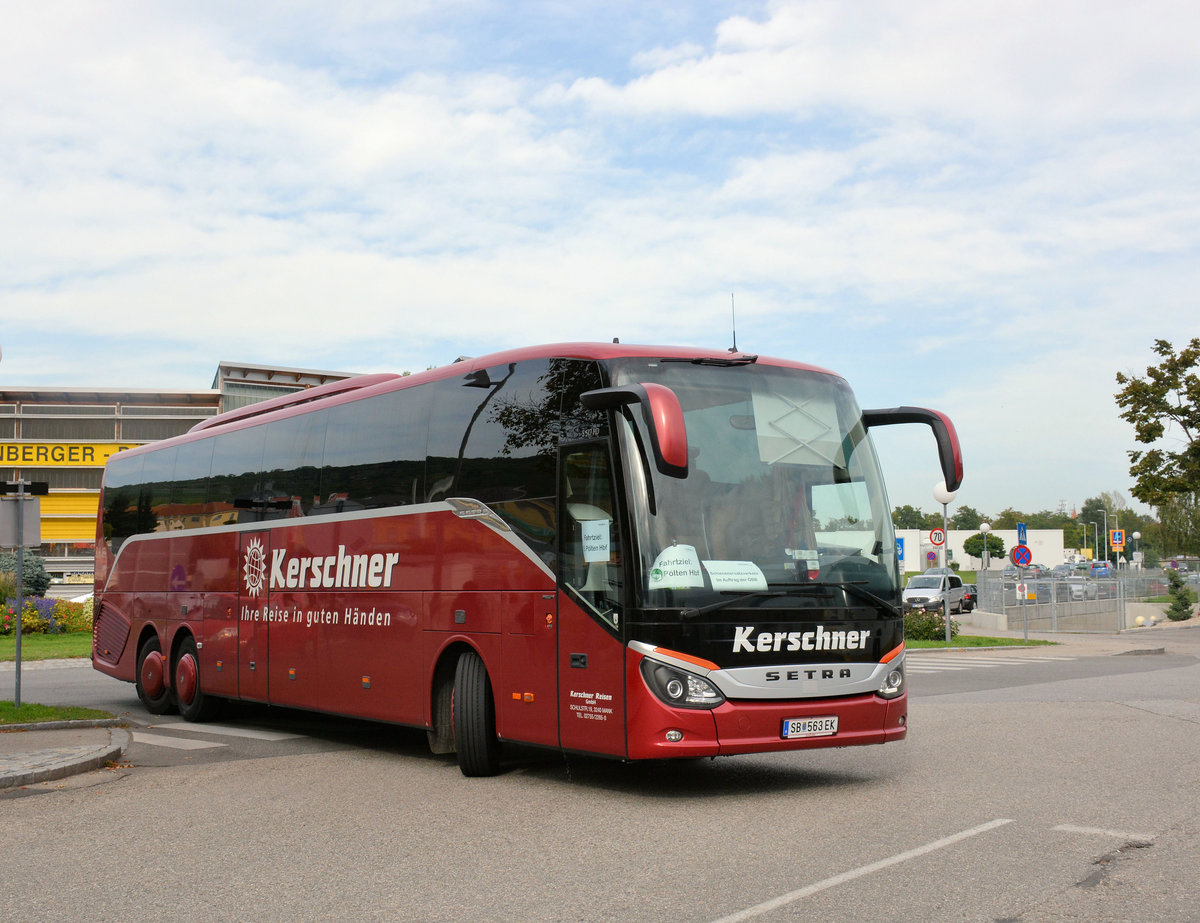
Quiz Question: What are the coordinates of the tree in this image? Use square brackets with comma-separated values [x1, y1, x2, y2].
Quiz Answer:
[1157, 493, 1200, 558]
[893, 505, 934, 529]
[963, 531, 1005, 563]
[1115, 338, 1200, 553]
[951, 505, 985, 530]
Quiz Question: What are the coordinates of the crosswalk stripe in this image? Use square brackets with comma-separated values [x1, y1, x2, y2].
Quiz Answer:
[132, 731, 226, 750]
[150, 722, 303, 741]
[906, 655, 1076, 674]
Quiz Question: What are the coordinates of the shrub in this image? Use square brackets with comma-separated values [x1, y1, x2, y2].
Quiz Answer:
[1, 598, 53, 634]
[0, 571, 15, 601]
[904, 609, 960, 641]
[2, 597, 95, 635]
[53, 598, 94, 633]
[0, 551, 51, 596]
[21, 605, 49, 634]
[1165, 569, 1196, 622]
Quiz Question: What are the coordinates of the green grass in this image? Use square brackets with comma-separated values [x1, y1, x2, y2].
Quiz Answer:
[1145, 590, 1198, 605]
[0, 701, 115, 725]
[907, 635, 1057, 649]
[0, 631, 92, 662]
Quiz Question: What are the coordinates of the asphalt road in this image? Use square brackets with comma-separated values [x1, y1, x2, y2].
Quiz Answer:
[2, 628, 1198, 921]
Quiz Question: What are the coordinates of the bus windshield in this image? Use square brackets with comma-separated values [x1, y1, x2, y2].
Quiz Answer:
[609, 358, 899, 612]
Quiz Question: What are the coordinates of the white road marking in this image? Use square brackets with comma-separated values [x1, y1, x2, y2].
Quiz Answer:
[132, 731, 226, 750]
[150, 722, 303, 741]
[1053, 824, 1155, 844]
[907, 655, 1077, 673]
[710, 819, 1015, 922]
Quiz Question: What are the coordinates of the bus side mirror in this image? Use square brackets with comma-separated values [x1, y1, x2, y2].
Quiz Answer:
[581, 383, 689, 478]
[861, 406, 963, 492]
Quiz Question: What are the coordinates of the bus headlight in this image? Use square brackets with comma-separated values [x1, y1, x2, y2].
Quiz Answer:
[878, 665, 905, 699]
[640, 660, 725, 710]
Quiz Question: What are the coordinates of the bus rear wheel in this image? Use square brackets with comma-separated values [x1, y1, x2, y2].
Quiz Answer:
[174, 635, 222, 722]
[136, 635, 176, 715]
[452, 651, 501, 777]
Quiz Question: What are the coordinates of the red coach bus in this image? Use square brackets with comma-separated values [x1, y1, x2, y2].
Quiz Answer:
[93, 342, 961, 776]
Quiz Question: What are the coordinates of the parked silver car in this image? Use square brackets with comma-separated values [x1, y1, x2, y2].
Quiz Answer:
[1065, 576, 1098, 600]
[903, 574, 966, 613]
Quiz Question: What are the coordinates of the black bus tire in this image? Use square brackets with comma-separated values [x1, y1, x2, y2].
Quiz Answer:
[453, 651, 501, 777]
[136, 635, 176, 715]
[174, 635, 222, 722]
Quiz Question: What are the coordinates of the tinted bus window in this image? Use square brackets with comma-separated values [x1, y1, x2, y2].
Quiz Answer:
[427, 360, 558, 505]
[557, 359, 608, 442]
[319, 389, 430, 513]
[139, 445, 177, 533]
[171, 439, 215, 530]
[426, 359, 562, 557]
[102, 450, 144, 553]
[207, 425, 267, 524]
[261, 409, 329, 519]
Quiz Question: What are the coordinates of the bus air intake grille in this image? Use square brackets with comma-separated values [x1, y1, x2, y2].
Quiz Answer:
[93, 604, 131, 665]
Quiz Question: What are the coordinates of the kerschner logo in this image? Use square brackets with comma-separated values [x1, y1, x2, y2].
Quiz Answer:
[243, 537, 267, 597]
[243, 542, 400, 594]
[732, 625, 872, 653]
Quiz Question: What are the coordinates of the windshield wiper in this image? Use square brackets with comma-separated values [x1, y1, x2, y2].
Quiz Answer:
[806, 580, 902, 617]
[680, 590, 787, 620]
[679, 581, 900, 620]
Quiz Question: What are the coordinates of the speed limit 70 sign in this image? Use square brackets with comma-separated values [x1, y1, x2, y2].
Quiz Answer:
[928, 528, 946, 546]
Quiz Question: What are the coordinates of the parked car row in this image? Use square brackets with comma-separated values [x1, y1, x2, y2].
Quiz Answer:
[1001, 561, 1112, 580]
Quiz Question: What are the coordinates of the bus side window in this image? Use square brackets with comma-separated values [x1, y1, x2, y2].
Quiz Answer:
[560, 444, 623, 623]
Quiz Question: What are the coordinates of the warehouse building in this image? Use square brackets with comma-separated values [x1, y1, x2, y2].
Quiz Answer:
[1, 361, 352, 590]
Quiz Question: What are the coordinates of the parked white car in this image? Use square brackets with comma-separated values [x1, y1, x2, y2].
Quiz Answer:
[903, 574, 966, 613]
[1065, 576, 1097, 600]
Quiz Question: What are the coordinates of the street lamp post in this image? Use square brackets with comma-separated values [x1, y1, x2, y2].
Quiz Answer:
[933, 481, 958, 643]
[1133, 531, 1141, 571]
[1101, 509, 1109, 564]
[980, 522, 991, 573]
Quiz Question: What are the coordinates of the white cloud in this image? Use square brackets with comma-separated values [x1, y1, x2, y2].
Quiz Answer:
[2, 1, 1199, 517]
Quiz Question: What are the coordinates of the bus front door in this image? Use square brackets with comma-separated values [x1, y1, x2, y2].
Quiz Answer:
[237, 530, 271, 702]
[557, 443, 627, 758]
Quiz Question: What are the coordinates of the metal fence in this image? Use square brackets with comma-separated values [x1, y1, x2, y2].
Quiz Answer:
[975, 573, 1171, 633]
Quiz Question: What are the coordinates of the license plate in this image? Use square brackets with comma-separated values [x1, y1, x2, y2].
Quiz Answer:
[782, 716, 838, 739]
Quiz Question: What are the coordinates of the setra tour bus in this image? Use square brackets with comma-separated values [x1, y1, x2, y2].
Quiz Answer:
[93, 342, 962, 776]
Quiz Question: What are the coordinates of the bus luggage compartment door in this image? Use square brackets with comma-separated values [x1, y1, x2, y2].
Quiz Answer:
[237, 531, 271, 702]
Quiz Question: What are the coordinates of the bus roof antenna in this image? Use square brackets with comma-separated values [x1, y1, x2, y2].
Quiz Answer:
[729, 293, 738, 353]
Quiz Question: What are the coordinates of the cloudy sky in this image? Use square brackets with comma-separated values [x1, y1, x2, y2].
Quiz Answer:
[2, 1, 1197, 520]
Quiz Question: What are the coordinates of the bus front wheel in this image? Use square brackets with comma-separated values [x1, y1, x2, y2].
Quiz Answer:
[136, 635, 176, 715]
[452, 651, 501, 777]
[174, 635, 222, 722]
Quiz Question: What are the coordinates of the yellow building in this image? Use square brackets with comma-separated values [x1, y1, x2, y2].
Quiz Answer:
[1, 361, 352, 588]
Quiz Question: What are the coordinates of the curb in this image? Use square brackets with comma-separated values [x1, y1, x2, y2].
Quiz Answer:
[0, 717, 128, 732]
[0, 723, 131, 791]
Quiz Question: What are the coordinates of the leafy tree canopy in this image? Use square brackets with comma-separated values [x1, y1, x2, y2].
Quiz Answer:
[1115, 338, 1200, 504]
[892, 504, 940, 530]
[951, 505, 984, 530]
[962, 531, 1005, 561]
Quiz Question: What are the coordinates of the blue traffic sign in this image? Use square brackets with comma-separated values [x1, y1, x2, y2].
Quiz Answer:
[896, 537, 905, 562]
[1012, 544, 1032, 567]
[1017, 522, 1028, 546]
